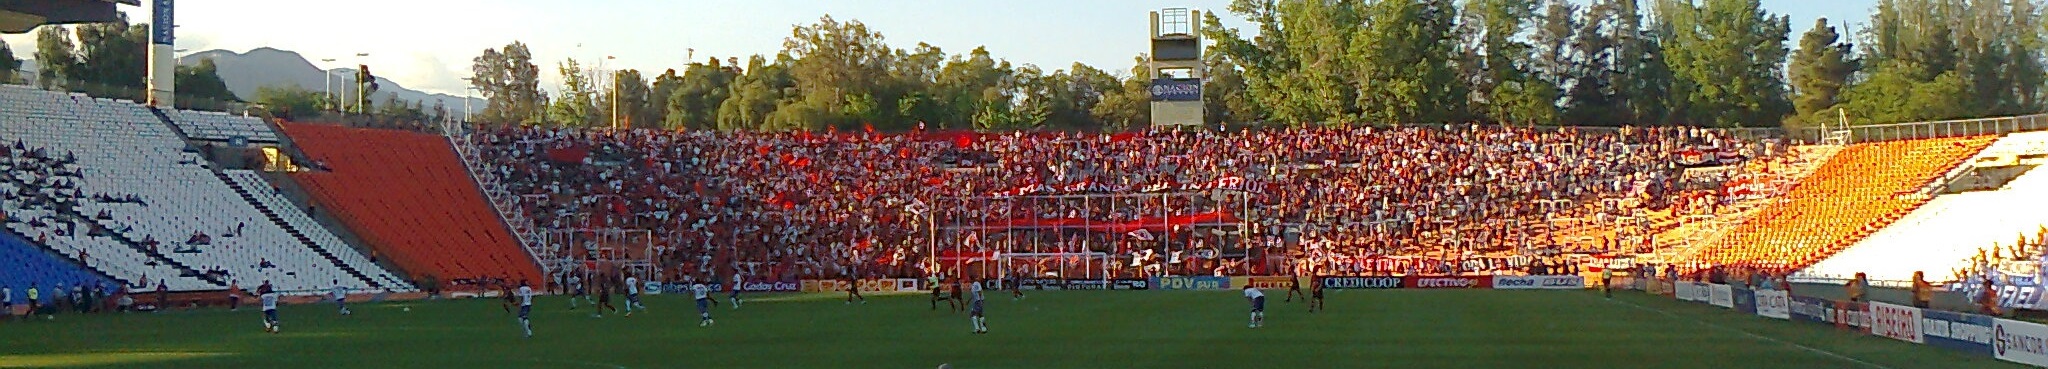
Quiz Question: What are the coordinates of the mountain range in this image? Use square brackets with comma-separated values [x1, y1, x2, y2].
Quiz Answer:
[176, 47, 481, 112]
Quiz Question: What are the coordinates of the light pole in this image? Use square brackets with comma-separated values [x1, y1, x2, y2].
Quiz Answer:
[353, 52, 369, 114]
[321, 58, 336, 111]
[461, 77, 476, 125]
[606, 55, 617, 130]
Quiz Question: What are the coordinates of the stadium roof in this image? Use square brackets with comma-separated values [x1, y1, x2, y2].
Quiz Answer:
[0, 0, 136, 34]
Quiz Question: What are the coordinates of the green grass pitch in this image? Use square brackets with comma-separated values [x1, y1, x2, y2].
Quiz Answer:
[0, 289, 2022, 369]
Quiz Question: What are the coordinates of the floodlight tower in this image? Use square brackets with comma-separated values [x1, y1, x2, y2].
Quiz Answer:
[1148, 8, 1204, 128]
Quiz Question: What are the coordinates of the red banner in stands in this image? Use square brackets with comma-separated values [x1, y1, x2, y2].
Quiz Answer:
[546, 144, 590, 164]
[950, 211, 1240, 233]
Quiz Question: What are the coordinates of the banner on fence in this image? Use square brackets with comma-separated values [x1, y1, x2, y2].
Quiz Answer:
[1492, 275, 1586, 290]
[1732, 288, 1757, 314]
[1235, 276, 1298, 290]
[1754, 290, 1790, 320]
[1319, 276, 1404, 290]
[1709, 284, 1734, 308]
[1922, 309, 1995, 355]
[1995, 318, 2048, 367]
[1867, 301, 1925, 344]
[1152, 276, 1232, 290]
[1403, 275, 1492, 289]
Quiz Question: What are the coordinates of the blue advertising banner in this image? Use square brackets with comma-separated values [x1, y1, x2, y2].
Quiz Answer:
[1732, 288, 1757, 314]
[1151, 276, 1231, 290]
[1922, 309, 1995, 355]
[1148, 78, 1201, 102]
[151, 0, 175, 45]
[1789, 296, 1834, 325]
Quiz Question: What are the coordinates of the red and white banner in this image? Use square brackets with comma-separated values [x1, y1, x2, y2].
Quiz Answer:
[1403, 275, 1492, 289]
[1867, 301, 1925, 344]
[1754, 289, 1790, 320]
[1491, 275, 1585, 290]
[988, 176, 1246, 197]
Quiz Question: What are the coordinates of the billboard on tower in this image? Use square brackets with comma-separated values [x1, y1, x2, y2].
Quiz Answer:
[151, 0, 174, 45]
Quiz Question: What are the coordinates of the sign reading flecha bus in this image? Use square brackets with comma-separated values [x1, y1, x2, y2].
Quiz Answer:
[1149, 78, 1201, 101]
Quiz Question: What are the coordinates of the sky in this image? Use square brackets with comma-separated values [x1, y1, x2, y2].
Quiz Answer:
[2, 0, 1880, 97]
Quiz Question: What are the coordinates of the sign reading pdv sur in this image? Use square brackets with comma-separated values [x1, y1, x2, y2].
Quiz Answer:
[1151, 276, 1230, 290]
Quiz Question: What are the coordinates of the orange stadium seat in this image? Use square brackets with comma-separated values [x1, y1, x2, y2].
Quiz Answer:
[280, 123, 542, 287]
[1691, 136, 1995, 273]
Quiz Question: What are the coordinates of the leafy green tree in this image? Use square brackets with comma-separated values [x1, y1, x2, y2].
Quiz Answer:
[253, 85, 326, 120]
[666, 59, 738, 130]
[603, 68, 653, 128]
[547, 58, 598, 127]
[1786, 18, 1856, 127]
[0, 39, 20, 84]
[173, 58, 239, 109]
[33, 26, 77, 90]
[469, 41, 546, 126]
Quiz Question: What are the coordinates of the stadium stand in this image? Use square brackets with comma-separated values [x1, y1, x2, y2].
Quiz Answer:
[223, 170, 411, 289]
[162, 109, 280, 143]
[0, 85, 391, 292]
[1798, 132, 2048, 283]
[1689, 135, 1996, 274]
[282, 123, 541, 289]
[0, 229, 118, 304]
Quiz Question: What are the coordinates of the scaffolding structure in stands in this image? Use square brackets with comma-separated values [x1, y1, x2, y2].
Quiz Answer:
[924, 188, 1253, 281]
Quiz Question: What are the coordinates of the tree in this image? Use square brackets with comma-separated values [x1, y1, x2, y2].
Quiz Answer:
[781, 15, 894, 130]
[666, 59, 739, 130]
[1092, 55, 1152, 129]
[33, 26, 77, 90]
[1654, 0, 1792, 127]
[0, 38, 19, 84]
[173, 58, 239, 109]
[603, 68, 652, 128]
[469, 41, 546, 126]
[253, 85, 326, 120]
[1786, 18, 1856, 127]
[547, 58, 598, 127]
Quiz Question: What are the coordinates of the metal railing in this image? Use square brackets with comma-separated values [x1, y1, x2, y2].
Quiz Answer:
[1845, 114, 2048, 143]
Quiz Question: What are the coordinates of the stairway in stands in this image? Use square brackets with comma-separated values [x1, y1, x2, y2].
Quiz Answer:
[209, 169, 383, 289]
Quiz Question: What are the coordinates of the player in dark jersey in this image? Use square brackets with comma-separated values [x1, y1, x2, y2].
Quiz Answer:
[592, 279, 618, 318]
[930, 275, 950, 311]
[845, 273, 865, 304]
[1308, 277, 1325, 313]
[1285, 275, 1305, 302]
[1009, 273, 1025, 301]
[949, 279, 965, 313]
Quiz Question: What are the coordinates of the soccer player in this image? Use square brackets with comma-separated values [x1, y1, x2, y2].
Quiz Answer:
[1601, 268, 1614, 299]
[331, 280, 351, 316]
[1308, 277, 1325, 313]
[845, 273, 865, 304]
[969, 280, 987, 334]
[592, 279, 618, 318]
[1294, 275, 1314, 302]
[929, 273, 948, 311]
[227, 280, 240, 312]
[25, 284, 38, 318]
[516, 280, 534, 338]
[567, 272, 584, 310]
[949, 278, 965, 313]
[623, 275, 644, 316]
[727, 272, 744, 309]
[1009, 273, 1025, 301]
[2, 284, 12, 321]
[1243, 285, 1265, 328]
[692, 282, 715, 327]
[260, 285, 281, 333]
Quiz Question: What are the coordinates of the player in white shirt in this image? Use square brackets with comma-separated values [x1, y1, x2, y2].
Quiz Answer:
[727, 273, 744, 309]
[623, 276, 644, 316]
[969, 281, 987, 334]
[566, 272, 585, 310]
[1243, 285, 1265, 328]
[331, 280, 350, 316]
[516, 281, 534, 338]
[260, 286, 281, 333]
[692, 283, 715, 327]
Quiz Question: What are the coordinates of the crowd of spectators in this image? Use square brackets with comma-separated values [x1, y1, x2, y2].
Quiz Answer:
[472, 124, 1772, 282]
